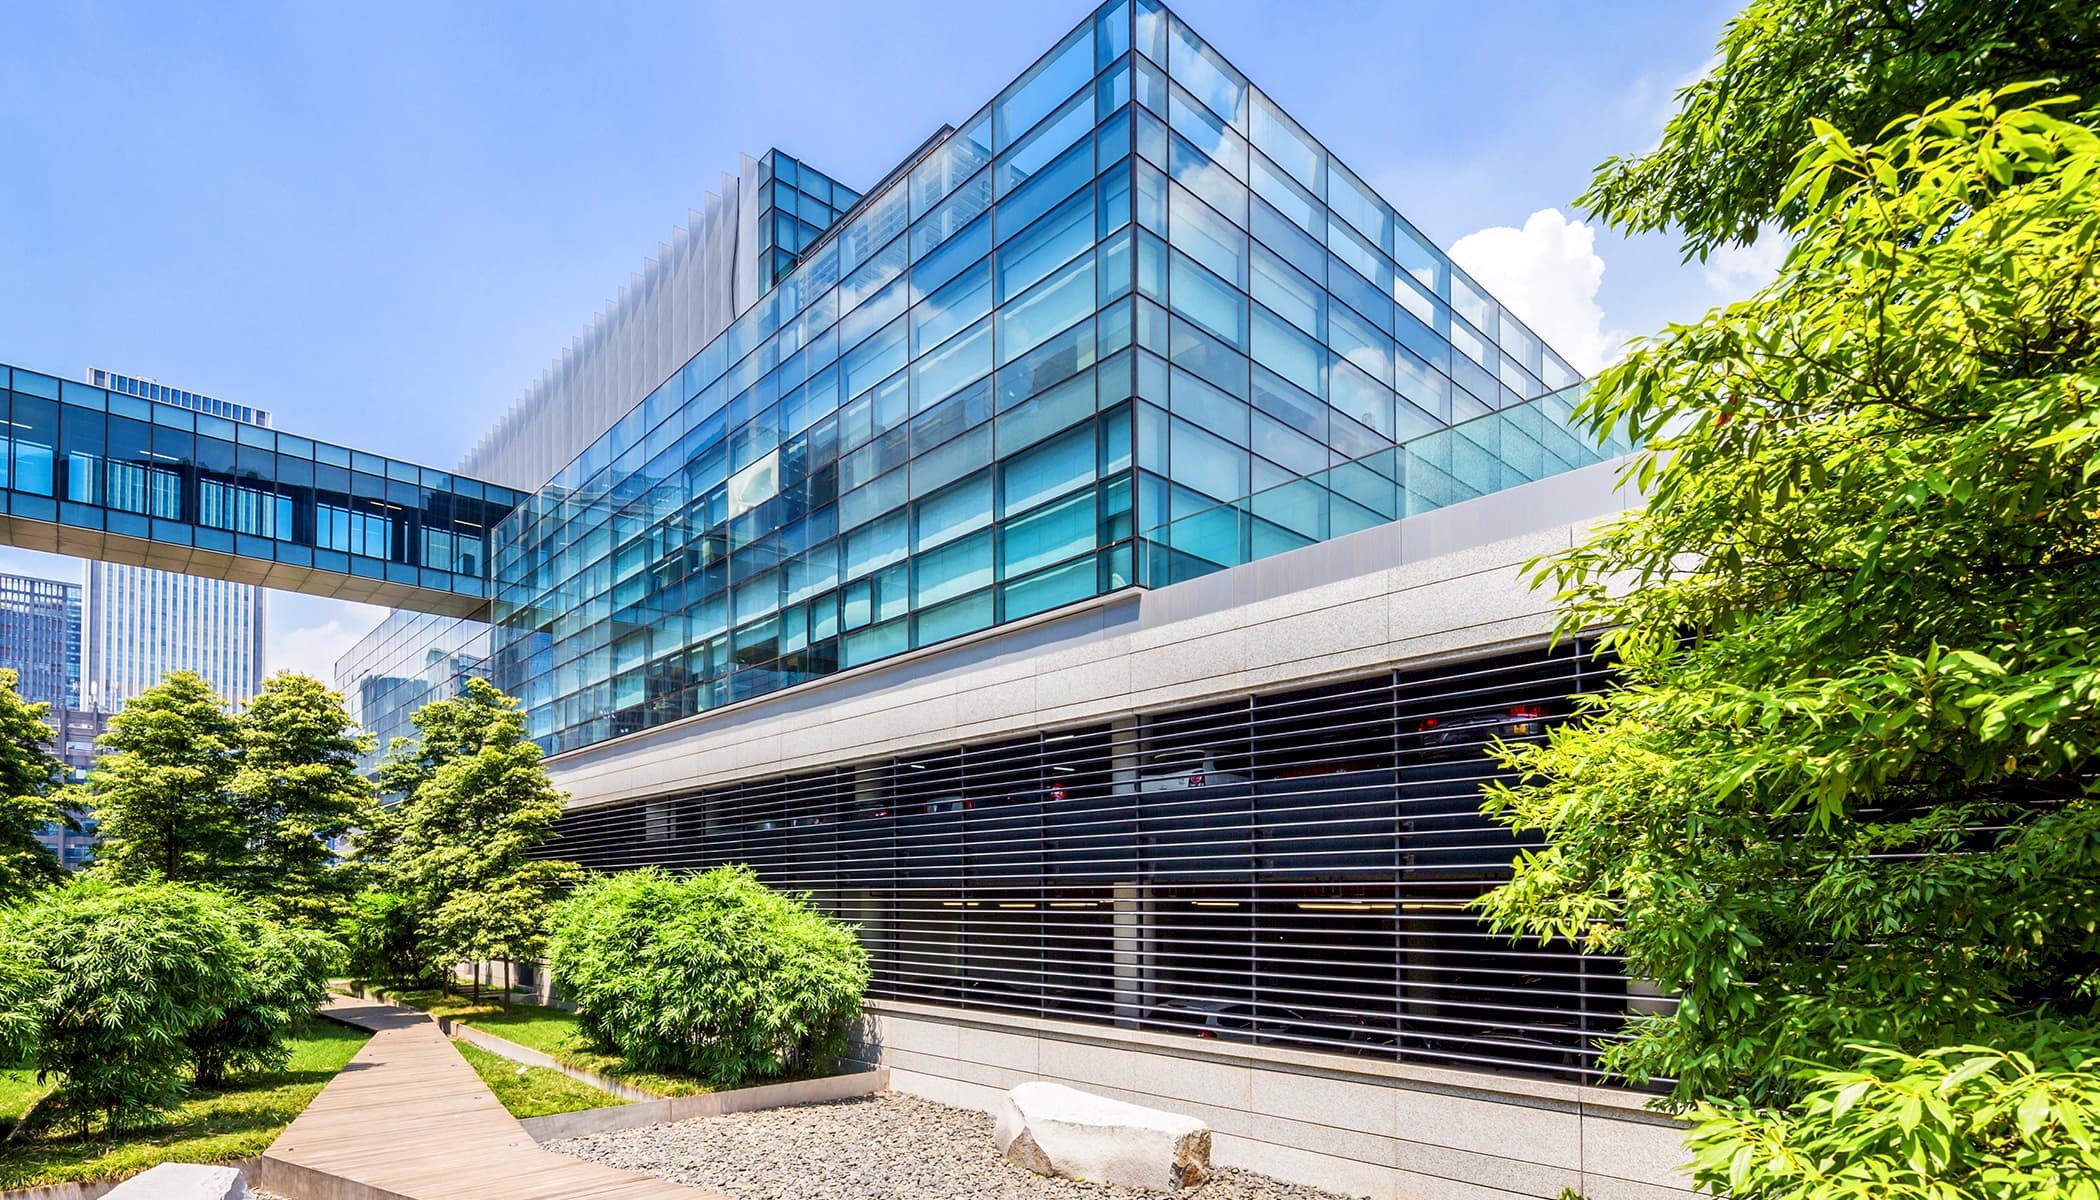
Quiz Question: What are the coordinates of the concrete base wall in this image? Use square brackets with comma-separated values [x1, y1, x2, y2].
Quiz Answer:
[854, 1001, 1692, 1200]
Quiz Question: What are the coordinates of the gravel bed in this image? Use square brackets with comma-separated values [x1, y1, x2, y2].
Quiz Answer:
[549, 1091, 1364, 1200]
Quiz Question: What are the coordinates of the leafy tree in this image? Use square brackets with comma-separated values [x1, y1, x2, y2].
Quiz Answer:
[1477, 87, 2100, 1193]
[374, 678, 574, 1001]
[548, 866, 870, 1088]
[0, 669, 68, 903]
[0, 880, 304, 1132]
[83, 671, 242, 885]
[229, 673, 377, 925]
[423, 867, 573, 1006]
[1580, 0, 2098, 257]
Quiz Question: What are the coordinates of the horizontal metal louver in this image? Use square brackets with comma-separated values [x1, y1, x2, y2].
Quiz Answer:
[541, 639, 1637, 1085]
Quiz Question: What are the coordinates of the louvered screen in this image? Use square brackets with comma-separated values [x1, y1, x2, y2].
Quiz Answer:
[541, 640, 1635, 1084]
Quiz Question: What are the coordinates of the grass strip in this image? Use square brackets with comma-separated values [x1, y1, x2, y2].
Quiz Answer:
[452, 1042, 628, 1119]
[0, 1022, 369, 1190]
[356, 986, 712, 1097]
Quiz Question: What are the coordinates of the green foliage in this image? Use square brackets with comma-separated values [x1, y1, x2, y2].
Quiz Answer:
[1487, 90, 2100, 1104]
[336, 889, 432, 986]
[367, 678, 576, 995]
[548, 865, 870, 1089]
[1478, 86, 2100, 1116]
[0, 669, 67, 904]
[182, 915, 338, 1088]
[1686, 1032, 2100, 1199]
[1580, 0, 2098, 257]
[82, 672, 242, 886]
[0, 880, 331, 1133]
[228, 674, 376, 926]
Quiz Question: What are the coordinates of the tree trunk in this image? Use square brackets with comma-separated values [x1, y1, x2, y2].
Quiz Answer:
[471, 959, 481, 1005]
[503, 959, 512, 1011]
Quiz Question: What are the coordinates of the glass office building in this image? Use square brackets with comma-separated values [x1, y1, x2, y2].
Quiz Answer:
[477, 0, 1601, 756]
[0, 571, 81, 710]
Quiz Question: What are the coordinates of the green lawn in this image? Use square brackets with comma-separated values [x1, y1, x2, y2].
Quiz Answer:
[452, 1042, 627, 1118]
[0, 1022, 370, 1191]
[0, 1067, 47, 1131]
[362, 987, 711, 1097]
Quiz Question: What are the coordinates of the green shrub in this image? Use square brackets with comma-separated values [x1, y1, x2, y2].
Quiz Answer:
[548, 865, 869, 1088]
[338, 889, 432, 986]
[0, 880, 335, 1132]
[185, 912, 339, 1087]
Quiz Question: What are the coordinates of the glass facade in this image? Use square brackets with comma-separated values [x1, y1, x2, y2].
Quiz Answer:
[337, 609, 493, 774]
[0, 364, 525, 607]
[6, 0, 1623, 764]
[756, 150, 864, 293]
[487, 0, 1608, 755]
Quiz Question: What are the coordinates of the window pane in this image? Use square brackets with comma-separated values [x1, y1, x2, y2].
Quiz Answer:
[840, 235, 910, 323]
[838, 181, 909, 277]
[998, 253, 1095, 365]
[1001, 423, 1096, 513]
[912, 113, 993, 218]
[1168, 184, 1246, 286]
[914, 255, 993, 351]
[1250, 92, 1322, 193]
[1327, 160, 1388, 249]
[1168, 415, 1249, 502]
[1251, 304, 1324, 398]
[1251, 243, 1321, 336]
[995, 24, 1094, 150]
[913, 170, 993, 262]
[1167, 251, 1245, 348]
[1001, 487, 1095, 576]
[995, 139, 1094, 242]
[842, 318, 908, 400]
[912, 317, 994, 413]
[998, 189, 1094, 302]
[1167, 83, 1246, 179]
[998, 91, 1092, 197]
[1166, 13, 1246, 128]
[916, 470, 994, 549]
[914, 528, 993, 607]
[1392, 219, 1445, 297]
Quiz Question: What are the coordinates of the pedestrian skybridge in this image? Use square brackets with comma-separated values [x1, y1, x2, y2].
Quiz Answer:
[0, 363, 524, 617]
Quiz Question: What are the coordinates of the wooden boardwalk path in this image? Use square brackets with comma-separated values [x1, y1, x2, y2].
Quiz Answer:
[257, 995, 724, 1200]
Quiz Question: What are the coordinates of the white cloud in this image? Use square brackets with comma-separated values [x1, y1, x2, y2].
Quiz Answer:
[268, 618, 366, 689]
[1449, 208, 1627, 374]
[1701, 226, 1790, 299]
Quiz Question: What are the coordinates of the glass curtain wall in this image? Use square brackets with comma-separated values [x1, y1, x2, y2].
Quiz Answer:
[489, 0, 1599, 755]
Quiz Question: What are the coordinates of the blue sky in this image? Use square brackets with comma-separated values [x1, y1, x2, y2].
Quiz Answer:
[0, 0, 1767, 682]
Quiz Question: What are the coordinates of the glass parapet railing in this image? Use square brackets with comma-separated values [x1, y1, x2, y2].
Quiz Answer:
[1139, 382, 1631, 585]
[0, 363, 526, 610]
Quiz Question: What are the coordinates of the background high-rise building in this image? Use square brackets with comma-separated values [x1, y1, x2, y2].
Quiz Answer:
[81, 369, 268, 709]
[0, 569, 105, 868]
[0, 571, 80, 710]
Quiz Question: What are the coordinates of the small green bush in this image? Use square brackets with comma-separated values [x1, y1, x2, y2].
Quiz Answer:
[337, 889, 432, 986]
[185, 912, 339, 1087]
[0, 880, 337, 1132]
[548, 865, 869, 1088]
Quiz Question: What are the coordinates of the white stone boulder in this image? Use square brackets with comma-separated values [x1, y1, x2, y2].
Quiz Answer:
[994, 1080, 1212, 1190]
[102, 1163, 247, 1200]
